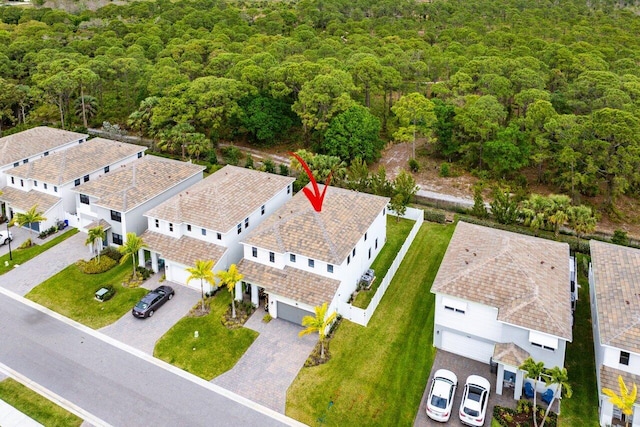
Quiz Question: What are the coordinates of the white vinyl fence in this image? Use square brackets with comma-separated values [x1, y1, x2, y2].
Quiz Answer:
[337, 206, 424, 326]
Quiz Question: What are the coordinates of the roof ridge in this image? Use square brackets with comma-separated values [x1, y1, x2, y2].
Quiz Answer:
[57, 147, 68, 185]
[313, 211, 340, 263]
[605, 315, 640, 345]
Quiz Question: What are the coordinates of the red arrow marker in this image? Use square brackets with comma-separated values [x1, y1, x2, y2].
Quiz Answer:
[289, 152, 332, 212]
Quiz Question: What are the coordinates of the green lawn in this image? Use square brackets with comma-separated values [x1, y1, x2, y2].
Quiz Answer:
[154, 290, 259, 380]
[559, 254, 599, 426]
[352, 216, 416, 309]
[0, 228, 78, 275]
[26, 262, 148, 329]
[286, 223, 454, 426]
[0, 378, 82, 427]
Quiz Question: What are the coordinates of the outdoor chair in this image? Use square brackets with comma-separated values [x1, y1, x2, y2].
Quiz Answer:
[541, 389, 554, 405]
[524, 382, 535, 399]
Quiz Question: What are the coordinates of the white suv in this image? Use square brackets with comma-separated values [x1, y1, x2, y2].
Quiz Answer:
[0, 230, 13, 245]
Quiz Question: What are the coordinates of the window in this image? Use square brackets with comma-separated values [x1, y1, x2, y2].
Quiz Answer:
[365, 232, 368, 241]
[104, 166, 110, 173]
[20, 179, 23, 187]
[308, 259, 315, 268]
[237, 224, 242, 234]
[84, 174, 90, 182]
[217, 232, 221, 240]
[252, 247, 258, 258]
[138, 152, 143, 158]
[290, 254, 296, 262]
[347, 255, 350, 265]
[155, 219, 159, 228]
[443, 297, 467, 314]
[23, 159, 28, 164]
[529, 331, 558, 351]
[287, 185, 291, 194]
[620, 351, 631, 366]
[112, 233, 123, 245]
[261, 205, 265, 215]
[202, 228, 207, 236]
[169, 223, 173, 232]
[368, 248, 371, 259]
[110, 210, 122, 222]
[327, 264, 334, 273]
[13, 162, 18, 167]
[244, 218, 249, 229]
[44, 151, 49, 156]
[383, 208, 386, 215]
[80, 194, 90, 205]
[10, 177, 13, 184]
[352, 248, 356, 257]
[187, 224, 191, 232]
[375, 238, 378, 249]
[74, 178, 81, 186]
[34, 180, 38, 187]
[269, 252, 275, 263]
[44, 183, 48, 190]
[54, 186, 57, 193]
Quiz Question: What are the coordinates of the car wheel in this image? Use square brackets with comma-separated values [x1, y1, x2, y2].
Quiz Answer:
[148, 310, 154, 317]
[3, 238, 9, 245]
[168, 293, 174, 300]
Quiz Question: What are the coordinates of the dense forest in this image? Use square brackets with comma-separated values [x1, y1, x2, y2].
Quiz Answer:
[1, 0, 640, 212]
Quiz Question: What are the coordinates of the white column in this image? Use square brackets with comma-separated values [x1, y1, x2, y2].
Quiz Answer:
[496, 364, 504, 396]
[234, 281, 242, 301]
[151, 252, 159, 273]
[514, 370, 524, 400]
[138, 248, 145, 268]
[251, 284, 259, 306]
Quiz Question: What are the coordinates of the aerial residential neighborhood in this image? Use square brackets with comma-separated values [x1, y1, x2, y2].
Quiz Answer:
[1, 0, 640, 426]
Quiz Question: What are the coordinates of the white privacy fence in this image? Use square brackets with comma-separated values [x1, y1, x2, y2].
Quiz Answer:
[337, 206, 424, 326]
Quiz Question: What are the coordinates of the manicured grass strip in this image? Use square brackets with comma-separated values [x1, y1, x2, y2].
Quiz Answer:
[0, 228, 78, 275]
[154, 290, 258, 380]
[286, 223, 454, 426]
[559, 254, 599, 426]
[26, 262, 148, 329]
[0, 378, 82, 427]
[352, 216, 415, 308]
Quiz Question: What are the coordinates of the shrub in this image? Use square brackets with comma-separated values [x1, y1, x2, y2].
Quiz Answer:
[279, 163, 289, 176]
[263, 159, 276, 173]
[100, 246, 123, 262]
[17, 238, 32, 249]
[221, 146, 241, 165]
[76, 256, 117, 274]
[408, 157, 420, 172]
[423, 209, 446, 224]
[262, 313, 272, 323]
[39, 225, 58, 239]
[95, 285, 115, 302]
[208, 150, 218, 165]
[440, 162, 450, 177]
[611, 229, 630, 246]
[136, 266, 152, 280]
[244, 153, 254, 169]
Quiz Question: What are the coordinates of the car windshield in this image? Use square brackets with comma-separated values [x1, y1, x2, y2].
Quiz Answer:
[463, 407, 480, 417]
[430, 395, 448, 409]
[135, 301, 148, 310]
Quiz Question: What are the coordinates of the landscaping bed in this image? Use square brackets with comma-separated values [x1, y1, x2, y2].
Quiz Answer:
[154, 290, 258, 380]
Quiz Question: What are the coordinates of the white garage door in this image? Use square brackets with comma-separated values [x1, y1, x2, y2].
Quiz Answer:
[441, 331, 495, 364]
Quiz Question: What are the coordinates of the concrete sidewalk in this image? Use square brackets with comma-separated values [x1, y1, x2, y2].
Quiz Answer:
[0, 231, 88, 296]
[0, 398, 44, 427]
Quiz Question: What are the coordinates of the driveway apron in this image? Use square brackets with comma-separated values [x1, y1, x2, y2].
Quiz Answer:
[211, 308, 316, 413]
[100, 275, 201, 355]
[0, 232, 88, 296]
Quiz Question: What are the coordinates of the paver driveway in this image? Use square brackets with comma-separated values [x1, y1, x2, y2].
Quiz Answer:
[212, 307, 316, 413]
[415, 350, 516, 427]
[99, 275, 200, 355]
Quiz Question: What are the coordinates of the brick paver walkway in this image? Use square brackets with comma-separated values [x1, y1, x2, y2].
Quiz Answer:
[211, 307, 316, 413]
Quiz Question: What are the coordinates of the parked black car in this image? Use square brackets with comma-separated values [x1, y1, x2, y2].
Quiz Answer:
[132, 285, 175, 318]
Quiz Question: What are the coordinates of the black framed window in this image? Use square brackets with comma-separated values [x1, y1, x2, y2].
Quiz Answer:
[104, 166, 110, 173]
[252, 247, 257, 258]
[290, 254, 296, 262]
[110, 210, 122, 222]
[269, 252, 275, 262]
[84, 174, 90, 182]
[620, 351, 631, 366]
[327, 264, 333, 273]
[80, 194, 90, 205]
[113, 233, 123, 245]
[308, 259, 315, 268]
[74, 178, 81, 186]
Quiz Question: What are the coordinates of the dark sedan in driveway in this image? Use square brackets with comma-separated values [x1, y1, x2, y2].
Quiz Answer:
[132, 286, 175, 318]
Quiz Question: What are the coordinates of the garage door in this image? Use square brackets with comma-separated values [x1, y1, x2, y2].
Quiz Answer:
[277, 302, 313, 326]
[441, 331, 495, 364]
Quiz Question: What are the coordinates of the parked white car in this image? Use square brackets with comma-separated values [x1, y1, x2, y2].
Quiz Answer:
[0, 230, 12, 246]
[426, 369, 458, 422]
[459, 375, 491, 426]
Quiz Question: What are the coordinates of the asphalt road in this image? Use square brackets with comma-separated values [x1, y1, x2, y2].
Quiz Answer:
[0, 290, 299, 427]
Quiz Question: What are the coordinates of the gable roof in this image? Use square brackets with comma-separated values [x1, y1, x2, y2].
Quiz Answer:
[145, 165, 295, 233]
[590, 240, 640, 354]
[0, 127, 87, 167]
[73, 156, 204, 212]
[0, 186, 61, 213]
[431, 221, 572, 340]
[140, 230, 226, 268]
[243, 184, 389, 264]
[8, 138, 145, 185]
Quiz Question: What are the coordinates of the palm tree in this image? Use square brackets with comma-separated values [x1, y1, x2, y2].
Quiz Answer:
[85, 225, 105, 262]
[603, 375, 637, 427]
[74, 95, 99, 127]
[520, 357, 545, 427]
[10, 205, 46, 239]
[215, 264, 244, 319]
[540, 366, 572, 427]
[186, 259, 216, 314]
[298, 302, 337, 360]
[568, 205, 597, 247]
[118, 232, 146, 278]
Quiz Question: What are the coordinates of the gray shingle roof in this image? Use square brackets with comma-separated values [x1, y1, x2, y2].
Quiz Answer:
[73, 156, 204, 212]
[590, 240, 640, 354]
[0, 186, 61, 212]
[145, 165, 295, 233]
[243, 184, 389, 264]
[432, 222, 572, 340]
[8, 138, 145, 185]
[140, 230, 226, 268]
[237, 258, 341, 307]
[0, 127, 87, 167]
